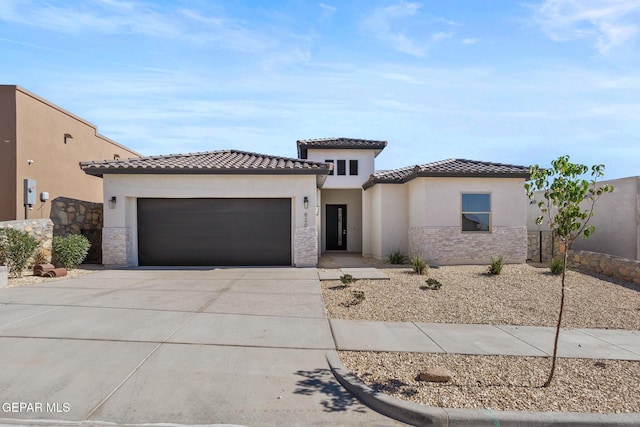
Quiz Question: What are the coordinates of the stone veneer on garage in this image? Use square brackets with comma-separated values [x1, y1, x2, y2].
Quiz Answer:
[409, 226, 527, 265]
[103, 226, 318, 267]
[294, 227, 318, 267]
[102, 227, 134, 266]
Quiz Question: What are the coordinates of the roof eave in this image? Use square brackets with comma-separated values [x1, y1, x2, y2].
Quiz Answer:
[81, 167, 332, 177]
[417, 171, 531, 179]
[363, 171, 530, 189]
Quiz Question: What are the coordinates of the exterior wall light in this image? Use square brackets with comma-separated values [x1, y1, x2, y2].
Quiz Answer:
[108, 196, 117, 209]
[303, 196, 309, 209]
[64, 133, 73, 144]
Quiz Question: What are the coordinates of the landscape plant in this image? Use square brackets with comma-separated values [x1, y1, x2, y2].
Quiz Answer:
[340, 273, 357, 284]
[526, 155, 613, 387]
[52, 234, 90, 269]
[387, 249, 408, 265]
[488, 256, 503, 275]
[420, 278, 442, 290]
[411, 256, 428, 275]
[0, 228, 39, 277]
[549, 257, 564, 275]
[351, 290, 365, 303]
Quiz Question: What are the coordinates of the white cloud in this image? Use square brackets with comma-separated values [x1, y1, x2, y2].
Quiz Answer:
[318, 3, 337, 16]
[362, 1, 451, 57]
[0, 0, 279, 52]
[533, 0, 640, 54]
[461, 38, 478, 45]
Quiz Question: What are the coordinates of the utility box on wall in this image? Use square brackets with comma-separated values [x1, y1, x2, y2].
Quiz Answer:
[23, 179, 37, 207]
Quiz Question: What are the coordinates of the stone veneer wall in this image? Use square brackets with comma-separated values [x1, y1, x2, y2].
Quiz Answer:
[0, 219, 54, 263]
[102, 227, 134, 266]
[50, 197, 103, 263]
[409, 226, 527, 265]
[294, 227, 318, 267]
[567, 250, 640, 285]
[527, 231, 554, 263]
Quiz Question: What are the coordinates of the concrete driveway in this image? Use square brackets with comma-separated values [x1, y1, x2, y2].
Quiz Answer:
[0, 268, 401, 426]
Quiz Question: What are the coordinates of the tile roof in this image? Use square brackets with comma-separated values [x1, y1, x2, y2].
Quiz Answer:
[80, 149, 332, 177]
[296, 137, 387, 158]
[363, 159, 530, 189]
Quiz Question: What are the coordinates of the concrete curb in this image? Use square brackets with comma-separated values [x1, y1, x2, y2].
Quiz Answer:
[0, 265, 7, 287]
[0, 419, 246, 427]
[326, 351, 640, 427]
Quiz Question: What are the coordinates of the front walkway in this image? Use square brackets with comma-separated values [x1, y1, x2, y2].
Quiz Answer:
[318, 253, 390, 280]
[331, 319, 640, 360]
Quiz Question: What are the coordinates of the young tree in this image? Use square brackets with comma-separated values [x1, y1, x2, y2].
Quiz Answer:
[525, 155, 613, 387]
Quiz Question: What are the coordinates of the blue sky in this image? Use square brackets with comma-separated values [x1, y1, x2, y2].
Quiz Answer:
[1, 0, 638, 179]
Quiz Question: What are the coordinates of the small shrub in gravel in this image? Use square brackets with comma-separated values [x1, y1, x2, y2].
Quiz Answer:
[52, 234, 90, 269]
[340, 273, 357, 284]
[411, 256, 428, 275]
[488, 256, 503, 275]
[549, 258, 564, 275]
[0, 228, 39, 277]
[420, 278, 442, 290]
[387, 250, 408, 265]
[342, 290, 365, 307]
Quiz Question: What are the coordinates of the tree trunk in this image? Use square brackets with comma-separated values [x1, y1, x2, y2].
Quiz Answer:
[543, 247, 569, 387]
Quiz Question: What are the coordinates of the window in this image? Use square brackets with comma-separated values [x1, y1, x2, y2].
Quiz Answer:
[325, 160, 334, 175]
[337, 160, 346, 175]
[461, 193, 490, 232]
[349, 160, 358, 175]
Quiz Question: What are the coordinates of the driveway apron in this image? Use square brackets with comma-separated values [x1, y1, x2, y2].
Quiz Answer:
[0, 268, 401, 426]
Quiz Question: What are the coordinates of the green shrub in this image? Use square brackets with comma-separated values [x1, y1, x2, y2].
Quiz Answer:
[488, 256, 503, 275]
[387, 250, 408, 265]
[420, 278, 442, 290]
[340, 273, 357, 284]
[351, 290, 365, 303]
[0, 228, 39, 277]
[411, 256, 428, 275]
[549, 257, 564, 275]
[52, 234, 90, 269]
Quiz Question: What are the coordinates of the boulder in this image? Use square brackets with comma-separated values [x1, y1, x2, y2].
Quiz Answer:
[418, 367, 454, 383]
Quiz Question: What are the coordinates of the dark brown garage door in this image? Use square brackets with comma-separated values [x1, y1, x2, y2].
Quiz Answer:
[137, 198, 291, 266]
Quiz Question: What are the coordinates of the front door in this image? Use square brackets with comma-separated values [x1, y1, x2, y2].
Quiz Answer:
[326, 204, 347, 250]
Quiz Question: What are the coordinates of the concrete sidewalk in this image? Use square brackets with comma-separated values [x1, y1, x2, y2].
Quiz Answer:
[331, 319, 640, 360]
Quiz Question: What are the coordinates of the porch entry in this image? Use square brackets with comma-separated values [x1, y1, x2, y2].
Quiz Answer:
[326, 204, 347, 250]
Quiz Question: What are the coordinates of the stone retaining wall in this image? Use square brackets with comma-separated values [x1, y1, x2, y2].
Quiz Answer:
[0, 218, 54, 263]
[50, 197, 103, 263]
[527, 231, 554, 263]
[567, 250, 640, 285]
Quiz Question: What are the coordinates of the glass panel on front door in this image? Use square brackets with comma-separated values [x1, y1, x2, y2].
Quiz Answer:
[326, 204, 347, 250]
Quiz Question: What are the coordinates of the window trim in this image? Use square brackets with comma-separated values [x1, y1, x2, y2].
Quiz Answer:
[460, 192, 491, 233]
[337, 160, 346, 176]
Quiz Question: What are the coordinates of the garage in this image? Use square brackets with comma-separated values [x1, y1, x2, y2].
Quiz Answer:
[137, 198, 292, 266]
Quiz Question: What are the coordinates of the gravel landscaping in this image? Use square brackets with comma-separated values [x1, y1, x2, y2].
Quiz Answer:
[4, 265, 101, 288]
[321, 261, 640, 413]
[321, 263, 640, 329]
[340, 351, 640, 413]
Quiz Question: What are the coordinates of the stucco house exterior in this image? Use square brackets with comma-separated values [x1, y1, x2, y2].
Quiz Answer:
[81, 138, 530, 267]
[527, 176, 640, 261]
[0, 85, 140, 222]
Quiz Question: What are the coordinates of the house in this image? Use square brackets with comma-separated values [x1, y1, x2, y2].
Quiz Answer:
[527, 176, 640, 261]
[0, 85, 140, 222]
[81, 138, 531, 267]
